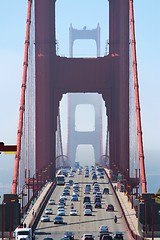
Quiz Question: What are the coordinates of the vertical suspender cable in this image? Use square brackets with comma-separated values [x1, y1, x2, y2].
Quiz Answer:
[129, 0, 147, 193]
[12, 0, 32, 194]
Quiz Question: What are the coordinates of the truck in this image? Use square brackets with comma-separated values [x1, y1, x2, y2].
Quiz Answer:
[13, 227, 34, 240]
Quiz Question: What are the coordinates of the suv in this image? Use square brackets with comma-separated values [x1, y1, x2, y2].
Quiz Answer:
[82, 234, 94, 240]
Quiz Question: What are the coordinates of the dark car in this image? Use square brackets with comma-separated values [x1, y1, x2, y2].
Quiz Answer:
[106, 204, 114, 211]
[101, 235, 113, 240]
[95, 201, 102, 208]
[94, 196, 101, 203]
[92, 174, 97, 180]
[103, 188, 109, 194]
[113, 232, 123, 240]
[84, 203, 93, 211]
[54, 215, 64, 224]
[83, 196, 91, 203]
[98, 233, 112, 240]
[64, 231, 74, 240]
[43, 238, 54, 240]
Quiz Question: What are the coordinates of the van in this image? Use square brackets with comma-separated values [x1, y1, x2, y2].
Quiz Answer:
[14, 227, 34, 240]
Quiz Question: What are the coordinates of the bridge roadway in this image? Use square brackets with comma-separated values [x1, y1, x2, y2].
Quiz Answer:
[30, 169, 134, 240]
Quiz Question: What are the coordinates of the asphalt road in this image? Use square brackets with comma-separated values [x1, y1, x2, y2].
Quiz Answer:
[35, 168, 134, 240]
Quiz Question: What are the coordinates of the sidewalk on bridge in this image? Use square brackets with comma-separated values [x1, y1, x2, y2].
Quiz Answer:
[22, 182, 53, 228]
[105, 169, 160, 240]
[112, 182, 140, 236]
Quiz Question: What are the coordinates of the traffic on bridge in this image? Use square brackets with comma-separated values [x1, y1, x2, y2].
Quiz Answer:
[34, 165, 133, 240]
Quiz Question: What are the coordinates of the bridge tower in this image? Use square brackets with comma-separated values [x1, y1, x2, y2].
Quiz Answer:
[67, 93, 103, 167]
[69, 23, 100, 57]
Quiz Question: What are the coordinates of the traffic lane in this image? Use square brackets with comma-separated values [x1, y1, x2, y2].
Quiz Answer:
[35, 169, 132, 239]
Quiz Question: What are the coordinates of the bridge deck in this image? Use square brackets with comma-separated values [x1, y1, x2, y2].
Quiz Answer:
[22, 169, 145, 240]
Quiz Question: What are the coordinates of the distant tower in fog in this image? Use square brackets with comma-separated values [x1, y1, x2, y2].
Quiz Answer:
[67, 93, 103, 166]
[69, 23, 100, 57]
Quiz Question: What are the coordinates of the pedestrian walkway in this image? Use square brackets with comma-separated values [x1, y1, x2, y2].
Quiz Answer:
[23, 182, 53, 228]
[105, 168, 160, 240]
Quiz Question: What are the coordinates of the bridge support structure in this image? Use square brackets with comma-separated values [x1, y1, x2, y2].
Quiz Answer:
[34, 0, 129, 181]
[67, 93, 103, 167]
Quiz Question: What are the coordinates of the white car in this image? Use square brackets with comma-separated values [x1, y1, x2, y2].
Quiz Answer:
[57, 209, 65, 216]
[81, 234, 94, 240]
[41, 215, 50, 222]
[44, 208, 53, 215]
[70, 209, 78, 216]
[84, 209, 92, 216]
[48, 199, 55, 205]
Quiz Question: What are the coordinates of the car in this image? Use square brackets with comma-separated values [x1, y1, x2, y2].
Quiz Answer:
[57, 209, 65, 216]
[84, 203, 93, 211]
[60, 195, 68, 200]
[95, 201, 102, 208]
[73, 190, 79, 196]
[99, 174, 104, 179]
[64, 231, 74, 240]
[60, 238, 70, 240]
[63, 189, 70, 195]
[70, 209, 78, 216]
[81, 234, 94, 240]
[83, 196, 91, 203]
[106, 204, 114, 211]
[103, 188, 109, 194]
[92, 181, 98, 185]
[44, 208, 53, 215]
[57, 207, 65, 213]
[92, 174, 97, 180]
[68, 179, 73, 185]
[113, 232, 123, 240]
[101, 235, 113, 240]
[57, 203, 65, 208]
[94, 196, 101, 203]
[98, 233, 112, 240]
[99, 225, 109, 233]
[71, 194, 78, 201]
[84, 209, 92, 216]
[85, 173, 89, 177]
[69, 173, 74, 177]
[84, 189, 90, 194]
[48, 199, 55, 205]
[41, 215, 50, 222]
[43, 238, 54, 240]
[59, 198, 66, 205]
[96, 192, 102, 198]
[85, 184, 91, 190]
[54, 215, 64, 224]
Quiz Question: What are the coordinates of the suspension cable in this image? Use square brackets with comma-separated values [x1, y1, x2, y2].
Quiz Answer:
[129, 0, 147, 193]
[12, 0, 32, 193]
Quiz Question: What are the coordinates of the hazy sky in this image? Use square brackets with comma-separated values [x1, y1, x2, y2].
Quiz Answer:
[0, 1, 160, 189]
